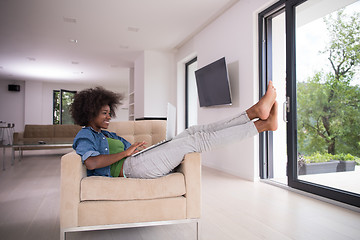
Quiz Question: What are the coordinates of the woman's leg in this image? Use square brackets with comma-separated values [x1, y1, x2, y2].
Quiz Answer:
[174, 111, 250, 139]
[123, 101, 278, 179]
[175, 81, 277, 140]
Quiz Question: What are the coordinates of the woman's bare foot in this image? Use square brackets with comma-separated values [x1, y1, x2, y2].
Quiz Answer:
[247, 81, 277, 120]
[254, 101, 278, 133]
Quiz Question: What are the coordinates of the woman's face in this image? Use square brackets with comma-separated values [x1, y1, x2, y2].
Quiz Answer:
[88, 105, 111, 131]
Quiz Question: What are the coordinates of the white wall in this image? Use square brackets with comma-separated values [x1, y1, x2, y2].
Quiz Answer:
[144, 51, 175, 117]
[134, 52, 145, 119]
[24, 81, 43, 124]
[134, 50, 176, 119]
[0, 80, 25, 133]
[175, 0, 277, 181]
[0, 79, 128, 132]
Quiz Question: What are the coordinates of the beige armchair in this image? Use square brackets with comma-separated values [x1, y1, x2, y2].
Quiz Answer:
[60, 120, 201, 240]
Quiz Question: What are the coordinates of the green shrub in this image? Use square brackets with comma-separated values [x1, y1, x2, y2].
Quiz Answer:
[305, 152, 332, 163]
[332, 153, 360, 165]
[300, 152, 360, 165]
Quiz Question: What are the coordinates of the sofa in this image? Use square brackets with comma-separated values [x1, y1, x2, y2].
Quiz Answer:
[60, 120, 201, 240]
[13, 124, 82, 150]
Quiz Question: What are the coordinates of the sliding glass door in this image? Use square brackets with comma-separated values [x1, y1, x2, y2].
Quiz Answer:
[260, 0, 360, 207]
[290, 0, 360, 206]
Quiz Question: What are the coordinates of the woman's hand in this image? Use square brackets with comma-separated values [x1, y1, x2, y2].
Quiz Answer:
[125, 141, 147, 156]
[84, 141, 147, 170]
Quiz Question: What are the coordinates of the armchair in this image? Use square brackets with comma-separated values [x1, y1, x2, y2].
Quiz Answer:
[60, 120, 201, 239]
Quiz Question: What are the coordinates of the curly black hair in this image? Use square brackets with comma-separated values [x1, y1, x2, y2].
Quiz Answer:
[70, 86, 124, 126]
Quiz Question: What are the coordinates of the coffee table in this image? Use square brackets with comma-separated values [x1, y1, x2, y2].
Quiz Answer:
[1, 140, 73, 170]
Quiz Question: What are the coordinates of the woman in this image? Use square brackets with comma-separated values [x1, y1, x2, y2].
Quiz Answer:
[71, 82, 278, 179]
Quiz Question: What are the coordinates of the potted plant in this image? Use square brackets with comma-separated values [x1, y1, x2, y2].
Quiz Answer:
[332, 153, 357, 172]
[298, 152, 359, 175]
[298, 152, 339, 175]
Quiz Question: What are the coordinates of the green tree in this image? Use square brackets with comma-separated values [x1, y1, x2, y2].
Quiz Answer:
[53, 90, 76, 125]
[53, 91, 60, 124]
[297, 9, 360, 156]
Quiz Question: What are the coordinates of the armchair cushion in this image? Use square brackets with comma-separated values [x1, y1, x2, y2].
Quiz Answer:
[78, 197, 186, 226]
[80, 173, 186, 201]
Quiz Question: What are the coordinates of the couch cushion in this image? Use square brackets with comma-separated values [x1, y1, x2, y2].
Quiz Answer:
[81, 172, 186, 201]
[23, 125, 54, 138]
[54, 124, 82, 138]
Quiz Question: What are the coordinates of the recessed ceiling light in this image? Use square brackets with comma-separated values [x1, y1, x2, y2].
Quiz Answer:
[127, 27, 139, 32]
[119, 44, 129, 49]
[69, 39, 78, 43]
[63, 17, 77, 23]
[71, 61, 79, 65]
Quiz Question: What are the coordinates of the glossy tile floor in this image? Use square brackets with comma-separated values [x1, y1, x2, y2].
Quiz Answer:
[0, 150, 359, 240]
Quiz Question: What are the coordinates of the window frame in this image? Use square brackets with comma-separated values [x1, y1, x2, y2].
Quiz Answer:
[53, 89, 77, 125]
[185, 57, 198, 129]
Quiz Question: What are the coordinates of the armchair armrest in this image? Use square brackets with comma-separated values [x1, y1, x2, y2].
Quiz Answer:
[177, 152, 201, 219]
[60, 151, 87, 229]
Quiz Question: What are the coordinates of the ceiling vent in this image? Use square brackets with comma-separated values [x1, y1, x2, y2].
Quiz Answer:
[63, 17, 77, 23]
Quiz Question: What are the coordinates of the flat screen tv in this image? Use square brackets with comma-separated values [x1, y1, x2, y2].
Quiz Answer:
[195, 57, 232, 107]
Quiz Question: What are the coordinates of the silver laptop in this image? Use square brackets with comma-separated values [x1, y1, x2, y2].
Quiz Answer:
[132, 103, 176, 156]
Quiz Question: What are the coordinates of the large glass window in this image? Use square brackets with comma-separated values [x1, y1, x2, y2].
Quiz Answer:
[295, 0, 360, 195]
[53, 89, 76, 124]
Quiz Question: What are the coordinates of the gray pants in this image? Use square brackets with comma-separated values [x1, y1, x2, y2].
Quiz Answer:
[123, 111, 258, 178]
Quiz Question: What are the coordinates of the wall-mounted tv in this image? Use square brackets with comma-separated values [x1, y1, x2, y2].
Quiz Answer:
[195, 57, 232, 107]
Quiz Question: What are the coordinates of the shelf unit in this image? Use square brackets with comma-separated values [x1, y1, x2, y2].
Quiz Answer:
[128, 68, 135, 121]
[128, 92, 135, 121]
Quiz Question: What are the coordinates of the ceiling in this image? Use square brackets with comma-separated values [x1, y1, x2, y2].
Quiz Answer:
[0, 0, 239, 88]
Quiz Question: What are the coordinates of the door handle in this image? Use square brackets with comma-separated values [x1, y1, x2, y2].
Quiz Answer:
[283, 97, 290, 123]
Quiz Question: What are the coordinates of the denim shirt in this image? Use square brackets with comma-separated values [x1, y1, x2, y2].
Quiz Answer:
[72, 127, 131, 177]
